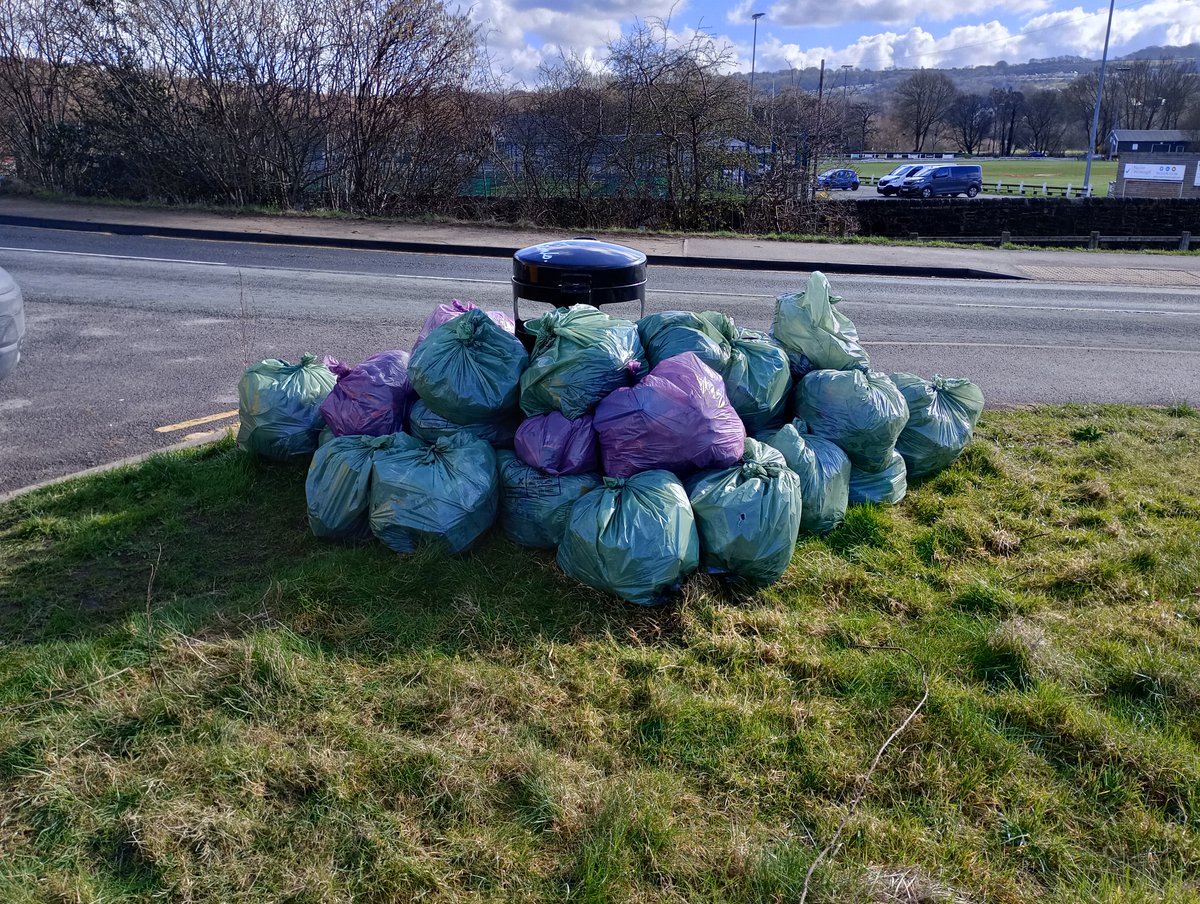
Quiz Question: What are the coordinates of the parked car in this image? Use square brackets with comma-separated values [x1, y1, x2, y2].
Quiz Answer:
[0, 266, 24, 382]
[875, 164, 924, 195]
[898, 164, 983, 198]
[817, 168, 860, 191]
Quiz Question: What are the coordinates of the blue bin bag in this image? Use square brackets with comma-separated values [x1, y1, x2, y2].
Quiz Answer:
[409, 307, 528, 422]
[306, 433, 408, 540]
[724, 329, 792, 435]
[557, 471, 700, 606]
[496, 451, 602, 549]
[795, 367, 909, 473]
[890, 373, 985, 479]
[758, 419, 850, 535]
[772, 271, 869, 372]
[519, 305, 645, 419]
[684, 438, 803, 588]
[638, 310, 735, 371]
[408, 399, 518, 449]
[369, 433, 499, 554]
[237, 354, 336, 461]
[848, 451, 907, 506]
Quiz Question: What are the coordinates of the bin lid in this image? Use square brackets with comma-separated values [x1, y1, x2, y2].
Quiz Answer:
[512, 238, 646, 290]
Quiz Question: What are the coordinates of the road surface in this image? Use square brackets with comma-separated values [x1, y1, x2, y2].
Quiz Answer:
[1, 226, 1198, 495]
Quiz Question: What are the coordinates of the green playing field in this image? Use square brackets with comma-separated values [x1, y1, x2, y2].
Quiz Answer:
[836, 157, 1119, 194]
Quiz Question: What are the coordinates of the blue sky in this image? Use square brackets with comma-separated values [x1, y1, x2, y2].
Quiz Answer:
[472, 0, 1200, 83]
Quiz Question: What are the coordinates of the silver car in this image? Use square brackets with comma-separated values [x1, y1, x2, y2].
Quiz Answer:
[0, 266, 24, 381]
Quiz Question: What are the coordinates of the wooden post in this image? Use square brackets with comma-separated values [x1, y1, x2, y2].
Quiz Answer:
[1001, 231, 1011, 245]
[1181, 232, 1192, 251]
[1089, 231, 1100, 250]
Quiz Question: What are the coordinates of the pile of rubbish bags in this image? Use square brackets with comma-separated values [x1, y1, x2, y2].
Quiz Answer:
[238, 277, 985, 605]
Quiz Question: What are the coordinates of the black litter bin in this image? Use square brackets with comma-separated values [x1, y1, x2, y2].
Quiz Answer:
[511, 238, 647, 326]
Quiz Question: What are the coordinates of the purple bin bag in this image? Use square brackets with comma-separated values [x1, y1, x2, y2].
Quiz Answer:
[515, 411, 599, 476]
[413, 300, 515, 352]
[594, 352, 746, 479]
[319, 350, 415, 437]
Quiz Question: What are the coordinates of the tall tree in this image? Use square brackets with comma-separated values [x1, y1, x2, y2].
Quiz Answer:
[944, 92, 992, 155]
[989, 86, 1024, 156]
[892, 69, 956, 151]
[1022, 89, 1069, 155]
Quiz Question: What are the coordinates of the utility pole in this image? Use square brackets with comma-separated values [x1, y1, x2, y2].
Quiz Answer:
[749, 13, 765, 101]
[810, 59, 825, 201]
[1083, 0, 1117, 197]
[840, 64, 853, 158]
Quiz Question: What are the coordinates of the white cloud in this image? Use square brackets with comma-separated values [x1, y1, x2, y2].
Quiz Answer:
[744, 0, 1200, 73]
[480, 0, 1200, 84]
[763, 0, 1049, 29]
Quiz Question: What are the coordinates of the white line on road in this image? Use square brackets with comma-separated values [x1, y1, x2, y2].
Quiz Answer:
[866, 340, 1200, 354]
[0, 245, 231, 267]
[950, 302, 1200, 317]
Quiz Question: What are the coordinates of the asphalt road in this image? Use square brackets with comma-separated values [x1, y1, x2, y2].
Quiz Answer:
[2, 226, 1199, 495]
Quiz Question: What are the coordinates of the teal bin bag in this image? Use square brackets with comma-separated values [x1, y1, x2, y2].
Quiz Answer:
[724, 329, 792, 435]
[759, 419, 850, 535]
[638, 310, 734, 371]
[409, 308, 528, 422]
[408, 399, 518, 449]
[557, 471, 700, 606]
[890, 373, 985, 480]
[772, 271, 869, 372]
[520, 305, 644, 419]
[795, 368, 909, 473]
[849, 451, 907, 506]
[684, 438, 803, 589]
[237, 354, 336, 461]
[369, 433, 499, 554]
[306, 433, 409, 540]
[497, 451, 602, 549]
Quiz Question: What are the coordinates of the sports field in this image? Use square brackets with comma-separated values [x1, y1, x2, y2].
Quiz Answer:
[836, 158, 1119, 195]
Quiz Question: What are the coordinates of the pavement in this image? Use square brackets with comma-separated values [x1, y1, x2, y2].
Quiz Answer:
[2, 196, 1199, 288]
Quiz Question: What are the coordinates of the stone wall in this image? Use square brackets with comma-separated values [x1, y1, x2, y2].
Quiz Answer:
[851, 197, 1200, 239]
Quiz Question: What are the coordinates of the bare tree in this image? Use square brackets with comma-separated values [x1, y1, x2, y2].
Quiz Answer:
[944, 92, 992, 155]
[892, 70, 956, 151]
[1022, 89, 1069, 155]
[0, 0, 89, 188]
[989, 86, 1024, 156]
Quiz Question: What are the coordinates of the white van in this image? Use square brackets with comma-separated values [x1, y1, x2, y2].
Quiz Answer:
[0, 266, 25, 381]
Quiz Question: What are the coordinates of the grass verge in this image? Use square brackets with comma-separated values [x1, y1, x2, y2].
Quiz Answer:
[2, 405, 1199, 902]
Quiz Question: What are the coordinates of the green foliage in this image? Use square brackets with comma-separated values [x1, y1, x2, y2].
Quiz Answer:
[2, 406, 1200, 902]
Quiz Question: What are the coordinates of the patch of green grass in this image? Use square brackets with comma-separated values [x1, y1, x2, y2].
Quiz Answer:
[2, 406, 1200, 902]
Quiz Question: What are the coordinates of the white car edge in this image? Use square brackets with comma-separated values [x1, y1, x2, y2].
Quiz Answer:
[0, 266, 25, 381]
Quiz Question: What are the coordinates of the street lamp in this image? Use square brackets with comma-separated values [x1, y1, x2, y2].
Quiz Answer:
[1083, 0, 1117, 197]
[749, 12, 765, 100]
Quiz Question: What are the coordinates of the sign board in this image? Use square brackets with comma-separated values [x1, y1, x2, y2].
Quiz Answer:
[1195, 165, 1200, 187]
[1123, 163, 1184, 182]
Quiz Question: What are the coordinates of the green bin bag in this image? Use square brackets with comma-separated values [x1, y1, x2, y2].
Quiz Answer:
[496, 451, 602, 549]
[795, 367, 909, 473]
[409, 308, 528, 422]
[237, 354, 335, 461]
[890, 373, 985, 479]
[759, 419, 850, 535]
[520, 305, 644, 418]
[724, 329, 792, 434]
[638, 310, 734, 371]
[369, 433, 499, 554]
[848, 451, 907, 506]
[685, 438, 803, 588]
[772, 271, 869, 372]
[306, 433, 412, 539]
[408, 399, 518, 448]
[557, 471, 699, 606]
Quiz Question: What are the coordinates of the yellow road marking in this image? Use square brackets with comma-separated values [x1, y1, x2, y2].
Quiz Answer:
[183, 422, 238, 442]
[155, 409, 238, 433]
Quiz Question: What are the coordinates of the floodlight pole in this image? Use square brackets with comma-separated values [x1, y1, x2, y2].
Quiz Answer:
[749, 13, 765, 101]
[1083, 0, 1117, 198]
